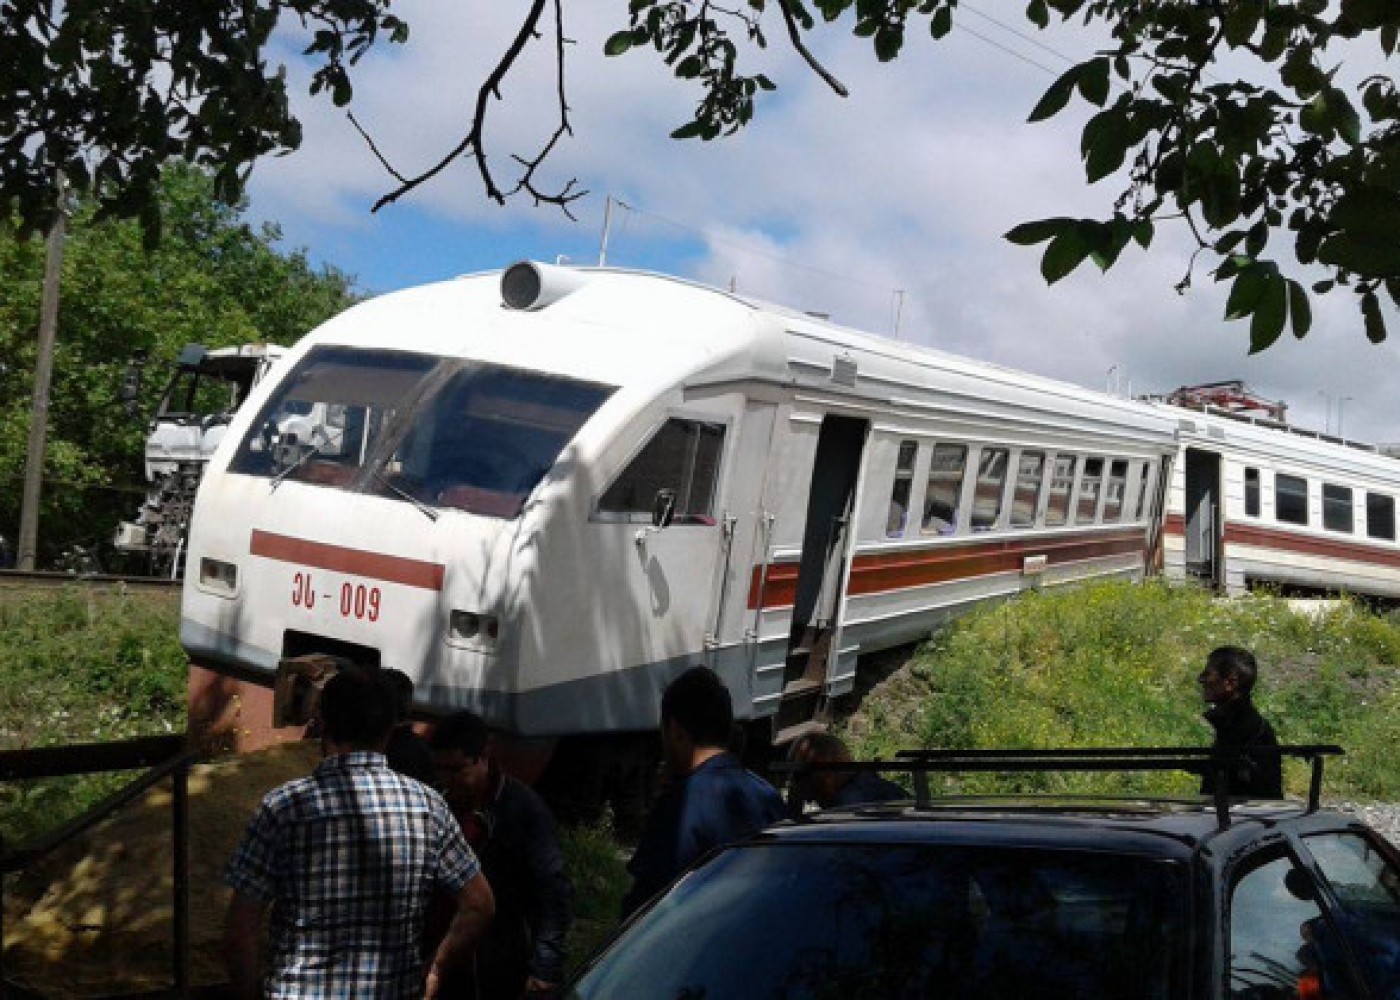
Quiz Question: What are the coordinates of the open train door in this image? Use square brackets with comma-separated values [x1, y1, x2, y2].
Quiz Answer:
[1183, 448, 1223, 587]
[774, 414, 868, 743]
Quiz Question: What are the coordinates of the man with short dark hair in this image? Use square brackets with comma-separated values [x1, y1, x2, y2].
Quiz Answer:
[789, 730, 905, 810]
[429, 710, 573, 999]
[622, 666, 786, 915]
[223, 668, 494, 999]
[1198, 645, 1283, 799]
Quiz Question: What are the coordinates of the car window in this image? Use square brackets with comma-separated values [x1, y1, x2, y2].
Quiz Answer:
[570, 843, 1187, 1000]
[1304, 832, 1400, 995]
[1228, 852, 1360, 1000]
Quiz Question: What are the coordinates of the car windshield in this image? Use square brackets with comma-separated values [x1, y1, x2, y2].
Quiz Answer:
[228, 347, 614, 519]
[569, 842, 1187, 1000]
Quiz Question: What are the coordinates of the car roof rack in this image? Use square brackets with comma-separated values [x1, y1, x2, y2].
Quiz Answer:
[776, 745, 1344, 829]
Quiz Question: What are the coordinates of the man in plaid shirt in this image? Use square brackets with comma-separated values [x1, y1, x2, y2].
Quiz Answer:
[223, 668, 495, 998]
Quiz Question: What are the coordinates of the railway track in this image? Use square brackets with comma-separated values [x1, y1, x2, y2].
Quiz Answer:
[0, 568, 181, 594]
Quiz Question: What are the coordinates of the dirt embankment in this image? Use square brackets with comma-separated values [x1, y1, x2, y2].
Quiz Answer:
[3, 741, 320, 998]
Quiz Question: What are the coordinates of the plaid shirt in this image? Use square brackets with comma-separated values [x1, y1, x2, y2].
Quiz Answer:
[224, 751, 481, 999]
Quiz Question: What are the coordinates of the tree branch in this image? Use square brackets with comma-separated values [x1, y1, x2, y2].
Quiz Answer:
[774, 0, 848, 97]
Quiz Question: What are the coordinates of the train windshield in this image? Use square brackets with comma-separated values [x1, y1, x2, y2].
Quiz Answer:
[228, 347, 615, 519]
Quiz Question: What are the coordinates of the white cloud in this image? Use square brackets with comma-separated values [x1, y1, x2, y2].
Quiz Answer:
[246, 1, 1400, 446]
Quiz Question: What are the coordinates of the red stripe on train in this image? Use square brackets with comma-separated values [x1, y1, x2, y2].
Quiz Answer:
[747, 528, 1148, 610]
[250, 529, 446, 591]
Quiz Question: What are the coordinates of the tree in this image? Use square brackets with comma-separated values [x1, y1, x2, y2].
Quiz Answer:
[0, 164, 357, 567]
[2, 2, 1397, 347]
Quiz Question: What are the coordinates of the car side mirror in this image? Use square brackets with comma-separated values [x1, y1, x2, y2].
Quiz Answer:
[652, 488, 676, 529]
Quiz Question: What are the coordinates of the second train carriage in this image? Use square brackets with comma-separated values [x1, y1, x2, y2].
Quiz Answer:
[180, 261, 1180, 758]
[1157, 402, 1400, 600]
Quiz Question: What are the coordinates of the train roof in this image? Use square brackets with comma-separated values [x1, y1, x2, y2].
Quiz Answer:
[298, 262, 1179, 447]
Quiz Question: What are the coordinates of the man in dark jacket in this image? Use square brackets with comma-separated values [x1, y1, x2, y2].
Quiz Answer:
[623, 666, 787, 915]
[430, 711, 573, 998]
[789, 730, 905, 811]
[1198, 645, 1283, 799]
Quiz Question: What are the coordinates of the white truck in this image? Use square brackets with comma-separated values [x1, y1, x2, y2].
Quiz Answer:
[114, 343, 286, 577]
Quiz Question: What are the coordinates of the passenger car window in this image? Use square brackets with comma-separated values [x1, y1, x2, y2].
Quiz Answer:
[599, 418, 725, 524]
[1276, 473, 1309, 526]
[1368, 493, 1396, 541]
[1075, 458, 1105, 524]
[1046, 455, 1076, 527]
[1010, 451, 1045, 528]
[922, 443, 967, 535]
[886, 440, 917, 538]
[1304, 832, 1400, 995]
[571, 844, 1187, 1000]
[1323, 483, 1354, 534]
[1228, 852, 1358, 1000]
[1244, 467, 1261, 518]
[1103, 459, 1128, 522]
[970, 448, 1009, 530]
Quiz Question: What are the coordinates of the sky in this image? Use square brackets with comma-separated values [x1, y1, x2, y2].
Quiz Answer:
[244, 2, 1398, 446]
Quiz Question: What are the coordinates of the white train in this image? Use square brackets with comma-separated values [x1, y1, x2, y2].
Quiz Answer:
[179, 262, 1400, 762]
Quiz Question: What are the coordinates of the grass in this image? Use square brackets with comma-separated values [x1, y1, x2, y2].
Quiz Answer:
[842, 579, 1400, 800]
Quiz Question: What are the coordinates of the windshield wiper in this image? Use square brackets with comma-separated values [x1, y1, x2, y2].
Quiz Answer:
[269, 426, 330, 492]
[370, 468, 439, 522]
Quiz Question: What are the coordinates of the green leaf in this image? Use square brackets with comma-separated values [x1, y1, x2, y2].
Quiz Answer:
[1341, 0, 1389, 30]
[930, 6, 953, 39]
[1131, 218, 1154, 249]
[1287, 279, 1313, 338]
[1041, 228, 1091, 284]
[1248, 273, 1287, 353]
[670, 120, 706, 140]
[1004, 218, 1070, 246]
[1362, 291, 1387, 343]
[1225, 264, 1268, 321]
[604, 31, 634, 56]
[1223, 0, 1262, 47]
[1082, 110, 1130, 183]
[1026, 0, 1049, 30]
[1029, 65, 1082, 123]
[1077, 58, 1111, 107]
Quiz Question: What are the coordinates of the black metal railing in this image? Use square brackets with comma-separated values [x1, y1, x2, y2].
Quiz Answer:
[1, 734, 199, 998]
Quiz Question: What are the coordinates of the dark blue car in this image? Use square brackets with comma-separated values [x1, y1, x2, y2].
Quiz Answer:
[566, 748, 1400, 999]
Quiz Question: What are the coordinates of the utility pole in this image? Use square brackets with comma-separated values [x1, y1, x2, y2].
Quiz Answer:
[17, 171, 69, 571]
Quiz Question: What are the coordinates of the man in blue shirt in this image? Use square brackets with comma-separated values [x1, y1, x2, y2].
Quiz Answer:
[223, 668, 495, 999]
[623, 666, 786, 915]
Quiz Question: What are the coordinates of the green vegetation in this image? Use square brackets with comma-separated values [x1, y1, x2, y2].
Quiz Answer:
[0, 165, 357, 567]
[844, 579, 1400, 800]
[0, 587, 187, 843]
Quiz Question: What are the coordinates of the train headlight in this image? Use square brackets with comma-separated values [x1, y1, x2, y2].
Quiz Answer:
[198, 557, 239, 596]
[449, 610, 500, 651]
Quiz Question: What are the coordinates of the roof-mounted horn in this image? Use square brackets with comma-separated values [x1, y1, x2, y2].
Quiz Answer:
[501, 260, 587, 311]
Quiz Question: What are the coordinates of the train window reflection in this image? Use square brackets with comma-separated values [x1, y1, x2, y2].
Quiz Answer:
[1368, 493, 1396, 541]
[1244, 467, 1261, 518]
[1046, 455, 1076, 527]
[1276, 474, 1309, 526]
[599, 418, 726, 524]
[886, 441, 918, 538]
[228, 347, 616, 520]
[1134, 462, 1154, 521]
[1076, 458, 1105, 524]
[971, 448, 1009, 530]
[1103, 460, 1128, 522]
[1010, 451, 1045, 528]
[922, 444, 967, 535]
[1323, 484, 1354, 534]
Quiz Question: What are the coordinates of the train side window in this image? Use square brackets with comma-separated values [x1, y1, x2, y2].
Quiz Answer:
[1045, 455, 1076, 527]
[1075, 458, 1105, 524]
[1244, 467, 1261, 518]
[971, 448, 1010, 530]
[1367, 493, 1396, 541]
[1010, 451, 1045, 528]
[1276, 473, 1309, 526]
[1324, 483, 1355, 534]
[886, 441, 918, 538]
[599, 418, 726, 524]
[1133, 461, 1153, 521]
[922, 443, 968, 535]
[1102, 460, 1128, 522]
